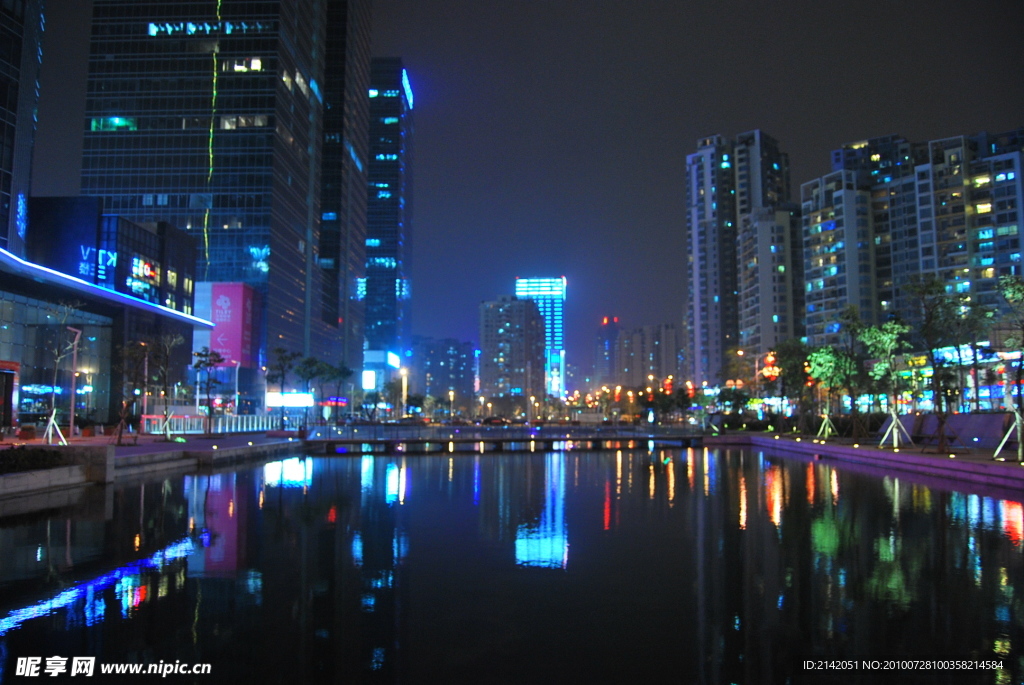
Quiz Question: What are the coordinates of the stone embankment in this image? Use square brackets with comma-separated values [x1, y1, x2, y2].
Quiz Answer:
[706, 433, 1024, 493]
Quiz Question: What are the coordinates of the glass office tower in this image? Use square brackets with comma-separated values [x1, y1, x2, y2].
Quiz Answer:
[514, 277, 567, 396]
[365, 57, 413, 356]
[81, 1, 334, 381]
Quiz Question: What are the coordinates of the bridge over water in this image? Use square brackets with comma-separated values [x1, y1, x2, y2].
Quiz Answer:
[305, 424, 704, 455]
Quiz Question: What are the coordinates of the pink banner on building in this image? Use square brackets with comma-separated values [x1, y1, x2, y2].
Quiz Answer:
[210, 283, 256, 367]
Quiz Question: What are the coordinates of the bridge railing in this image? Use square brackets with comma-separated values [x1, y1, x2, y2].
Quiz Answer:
[305, 424, 701, 442]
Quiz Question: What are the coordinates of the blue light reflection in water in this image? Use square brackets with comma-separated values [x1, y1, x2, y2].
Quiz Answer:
[0, 448, 1020, 684]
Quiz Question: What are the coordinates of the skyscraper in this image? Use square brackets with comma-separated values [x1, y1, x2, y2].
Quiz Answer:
[685, 130, 792, 386]
[320, 0, 372, 373]
[0, 0, 43, 256]
[514, 276, 566, 396]
[80, 1, 336, 396]
[364, 57, 413, 356]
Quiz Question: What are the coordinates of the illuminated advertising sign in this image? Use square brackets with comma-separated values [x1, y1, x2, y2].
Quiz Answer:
[209, 283, 257, 367]
[265, 392, 314, 408]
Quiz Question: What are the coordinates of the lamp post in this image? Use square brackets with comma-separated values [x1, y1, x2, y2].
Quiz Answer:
[233, 360, 241, 414]
[67, 327, 82, 437]
[140, 342, 149, 426]
[529, 395, 535, 423]
[400, 367, 408, 418]
[448, 389, 455, 420]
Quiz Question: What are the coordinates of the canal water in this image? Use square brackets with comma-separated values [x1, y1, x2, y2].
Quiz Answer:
[0, 447, 1021, 684]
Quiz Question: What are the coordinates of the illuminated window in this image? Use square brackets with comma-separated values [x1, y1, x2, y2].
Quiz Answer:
[977, 203, 992, 214]
[366, 238, 381, 247]
[91, 117, 136, 131]
[973, 175, 991, 187]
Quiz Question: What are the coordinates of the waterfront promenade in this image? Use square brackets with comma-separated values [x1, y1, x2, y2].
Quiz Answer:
[1, 426, 1022, 504]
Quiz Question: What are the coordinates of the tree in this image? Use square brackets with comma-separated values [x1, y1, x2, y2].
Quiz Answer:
[997, 275, 1024, 461]
[774, 338, 814, 432]
[151, 333, 184, 440]
[192, 347, 225, 435]
[294, 356, 323, 427]
[266, 347, 300, 430]
[859, 321, 912, 448]
[906, 276, 958, 416]
[324, 363, 354, 423]
[41, 301, 84, 439]
[807, 345, 857, 438]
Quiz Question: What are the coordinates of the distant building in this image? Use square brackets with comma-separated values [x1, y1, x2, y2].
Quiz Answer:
[408, 336, 475, 411]
[592, 316, 619, 389]
[364, 57, 413, 357]
[615, 323, 683, 388]
[514, 277, 566, 396]
[478, 296, 545, 408]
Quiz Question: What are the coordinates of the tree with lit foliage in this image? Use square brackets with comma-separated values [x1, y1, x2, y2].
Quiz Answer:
[807, 345, 857, 438]
[858, 321, 912, 448]
[997, 274, 1024, 461]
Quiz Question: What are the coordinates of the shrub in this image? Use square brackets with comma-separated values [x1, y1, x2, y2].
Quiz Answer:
[0, 446, 74, 475]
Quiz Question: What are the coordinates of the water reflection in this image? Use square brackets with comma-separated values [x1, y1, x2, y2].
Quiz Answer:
[0, 448, 1019, 684]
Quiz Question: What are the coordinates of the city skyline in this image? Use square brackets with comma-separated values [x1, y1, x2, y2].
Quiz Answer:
[28, 0, 1024, 380]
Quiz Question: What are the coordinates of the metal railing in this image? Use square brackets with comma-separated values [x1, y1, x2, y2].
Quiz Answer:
[141, 414, 279, 435]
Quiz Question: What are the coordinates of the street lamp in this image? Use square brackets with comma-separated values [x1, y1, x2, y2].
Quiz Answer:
[448, 389, 455, 420]
[529, 395, 535, 423]
[400, 367, 408, 418]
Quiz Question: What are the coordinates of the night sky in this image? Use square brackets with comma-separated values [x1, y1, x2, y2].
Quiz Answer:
[33, 0, 1024, 379]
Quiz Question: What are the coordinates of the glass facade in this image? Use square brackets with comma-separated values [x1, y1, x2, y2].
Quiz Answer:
[319, 0, 372, 372]
[0, 292, 112, 426]
[365, 58, 412, 354]
[0, 0, 42, 256]
[81, 1, 333, 377]
[514, 277, 566, 396]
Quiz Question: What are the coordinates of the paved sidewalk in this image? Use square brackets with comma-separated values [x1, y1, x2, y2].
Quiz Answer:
[0, 431, 297, 458]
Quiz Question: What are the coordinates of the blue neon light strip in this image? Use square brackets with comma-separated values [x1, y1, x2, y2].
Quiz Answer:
[401, 69, 414, 110]
[0, 248, 213, 329]
[0, 538, 196, 636]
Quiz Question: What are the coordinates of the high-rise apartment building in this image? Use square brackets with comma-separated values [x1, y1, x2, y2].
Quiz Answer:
[816, 130, 1024, 341]
[802, 170, 877, 347]
[478, 295, 545, 405]
[514, 277, 566, 396]
[0, 0, 42, 255]
[364, 57, 413, 356]
[737, 205, 804, 354]
[80, 1, 336, 398]
[685, 130, 792, 386]
[319, 0, 372, 372]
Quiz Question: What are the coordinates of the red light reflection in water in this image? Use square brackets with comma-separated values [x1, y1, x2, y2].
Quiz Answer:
[1003, 500, 1023, 545]
[603, 480, 611, 531]
[806, 463, 815, 507]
